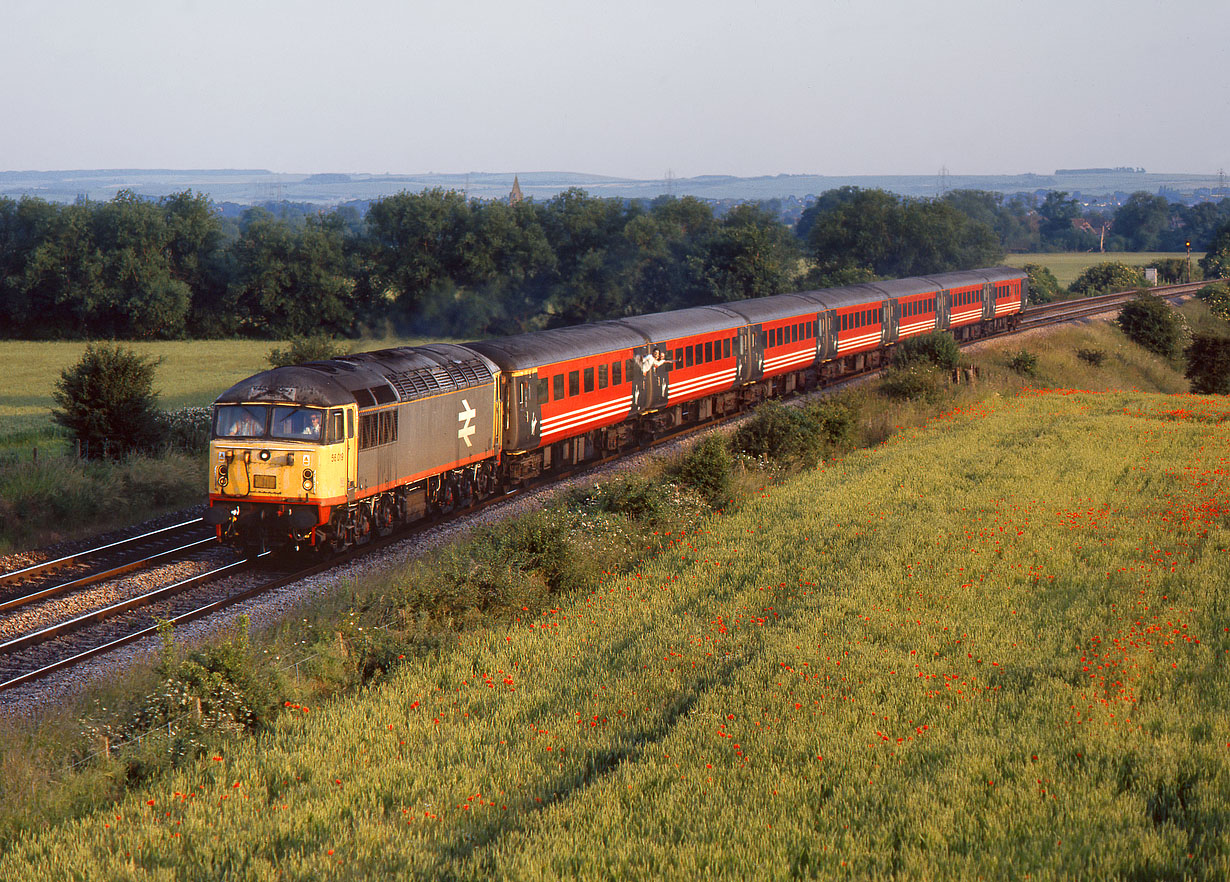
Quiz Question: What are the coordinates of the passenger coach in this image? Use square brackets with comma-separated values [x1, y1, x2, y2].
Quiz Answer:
[205, 266, 1027, 551]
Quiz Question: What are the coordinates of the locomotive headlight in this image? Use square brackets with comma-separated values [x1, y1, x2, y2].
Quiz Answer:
[217, 464, 228, 487]
[259, 449, 271, 462]
[302, 468, 314, 492]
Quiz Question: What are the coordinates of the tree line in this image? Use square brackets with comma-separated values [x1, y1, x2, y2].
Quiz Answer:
[2, 187, 1227, 341]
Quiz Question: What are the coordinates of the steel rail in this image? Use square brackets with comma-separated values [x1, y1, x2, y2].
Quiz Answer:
[0, 557, 255, 656]
[0, 538, 219, 614]
[0, 517, 206, 586]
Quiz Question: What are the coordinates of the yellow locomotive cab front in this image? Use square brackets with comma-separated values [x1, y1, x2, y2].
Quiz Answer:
[206, 403, 355, 551]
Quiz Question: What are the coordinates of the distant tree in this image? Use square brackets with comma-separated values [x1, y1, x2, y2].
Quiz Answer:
[1117, 294, 1185, 360]
[1022, 263, 1064, 304]
[1200, 219, 1230, 279]
[801, 187, 1001, 282]
[802, 187, 902, 280]
[1169, 199, 1230, 252]
[1070, 262, 1145, 298]
[943, 190, 1038, 253]
[52, 343, 163, 458]
[1185, 334, 1230, 393]
[1112, 192, 1172, 252]
[695, 203, 799, 302]
[228, 215, 355, 337]
[1037, 191, 1096, 251]
[895, 198, 1003, 275]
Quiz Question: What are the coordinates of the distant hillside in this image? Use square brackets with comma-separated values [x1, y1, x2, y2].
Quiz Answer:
[0, 167, 1224, 206]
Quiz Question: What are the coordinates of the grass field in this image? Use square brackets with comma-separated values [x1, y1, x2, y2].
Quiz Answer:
[1002, 253, 1191, 287]
[0, 336, 437, 450]
[3, 378, 1226, 878]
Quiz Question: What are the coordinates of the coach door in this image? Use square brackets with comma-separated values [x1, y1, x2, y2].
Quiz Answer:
[514, 371, 540, 448]
[884, 300, 899, 345]
[983, 283, 995, 321]
[740, 324, 765, 382]
[937, 290, 951, 330]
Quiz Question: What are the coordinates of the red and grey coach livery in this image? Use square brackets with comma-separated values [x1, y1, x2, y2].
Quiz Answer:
[206, 266, 1027, 552]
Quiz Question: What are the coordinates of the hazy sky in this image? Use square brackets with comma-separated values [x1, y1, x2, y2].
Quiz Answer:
[3, 0, 1225, 178]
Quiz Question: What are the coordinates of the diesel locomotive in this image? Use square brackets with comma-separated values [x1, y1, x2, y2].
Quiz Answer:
[204, 266, 1026, 552]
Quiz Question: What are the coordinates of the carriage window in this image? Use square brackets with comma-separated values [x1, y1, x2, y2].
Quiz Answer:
[694, 343, 703, 364]
[705, 341, 713, 362]
[613, 361, 622, 386]
[328, 409, 344, 443]
[569, 371, 580, 397]
[724, 338, 731, 358]
[685, 346, 694, 367]
[537, 377, 549, 401]
[584, 367, 594, 393]
[553, 374, 564, 401]
[675, 348, 683, 367]
[598, 364, 608, 389]
[626, 359, 634, 380]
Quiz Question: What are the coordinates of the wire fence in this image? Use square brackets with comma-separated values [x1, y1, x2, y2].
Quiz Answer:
[0, 407, 212, 466]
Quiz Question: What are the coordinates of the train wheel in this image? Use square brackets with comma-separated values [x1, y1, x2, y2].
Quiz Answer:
[374, 496, 395, 538]
[436, 477, 458, 516]
[352, 508, 373, 546]
[458, 472, 476, 509]
[476, 463, 496, 499]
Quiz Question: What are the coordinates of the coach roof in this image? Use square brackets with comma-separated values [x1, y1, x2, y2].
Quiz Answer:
[468, 323, 648, 371]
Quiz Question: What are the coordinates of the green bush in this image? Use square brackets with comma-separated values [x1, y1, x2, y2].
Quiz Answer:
[1008, 349, 1039, 376]
[673, 433, 734, 508]
[729, 399, 858, 465]
[1153, 257, 1199, 285]
[267, 334, 349, 368]
[158, 406, 212, 453]
[1118, 294, 1186, 360]
[567, 475, 667, 522]
[51, 343, 164, 459]
[893, 332, 962, 370]
[1185, 335, 1230, 394]
[1070, 262, 1146, 298]
[879, 364, 946, 402]
[1022, 263, 1064, 304]
[1076, 347, 1107, 367]
[1195, 282, 1230, 323]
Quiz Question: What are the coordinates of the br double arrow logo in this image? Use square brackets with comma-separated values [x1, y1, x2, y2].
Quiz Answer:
[457, 399, 477, 447]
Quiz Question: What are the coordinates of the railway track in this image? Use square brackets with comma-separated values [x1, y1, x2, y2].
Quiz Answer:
[0, 518, 215, 601]
[1018, 281, 1203, 329]
[1, 281, 1202, 695]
